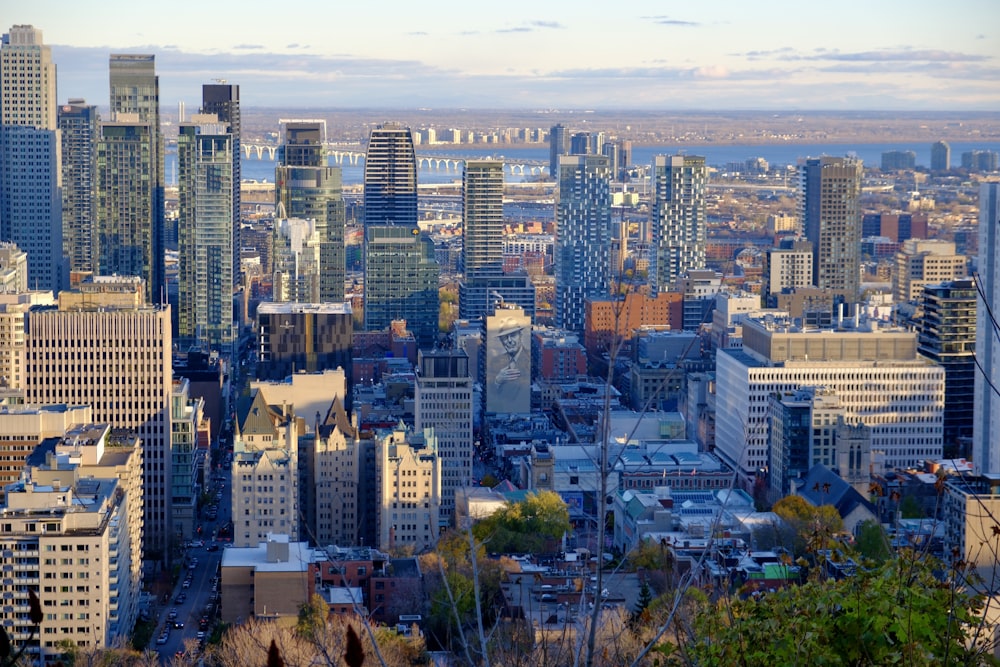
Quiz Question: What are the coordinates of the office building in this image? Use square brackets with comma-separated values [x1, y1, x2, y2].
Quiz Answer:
[650, 155, 708, 292]
[0, 242, 28, 294]
[919, 280, 976, 450]
[275, 121, 345, 301]
[232, 390, 300, 547]
[0, 291, 55, 390]
[304, 397, 362, 546]
[554, 154, 611, 332]
[715, 316, 944, 485]
[892, 239, 967, 304]
[271, 217, 324, 304]
[24, 278, 173, 554]
[415, 349, 473, 526]
[59, 100, 99, 274]
[548, 124, 567, 177]
[962, 150, 999, 172]
[177, 115, 234, 350]
[108, 54, 164, 300]
[363, 123, 438, 346]
[220, 535, 317, 625]
[0, 403, 92, 496]
[171, 378, 206, 542]
[975, 183, 1000, 473]
[201, 83, 241, 284]
[583, 291, 684, 354]
[363, 122, 418, 228]
[256, 302, 353, 382]
[0, 25, 64, 293]
[459, 160, 536, 321]
[799, 157, 863, 300]
[931, 141, 951, 171]
[363, 225, 440, 348]
[376, 424, 441, 551]
[0, 431, 142, 662]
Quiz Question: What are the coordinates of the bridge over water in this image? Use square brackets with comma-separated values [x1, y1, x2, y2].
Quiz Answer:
[240, 143, 549, 177]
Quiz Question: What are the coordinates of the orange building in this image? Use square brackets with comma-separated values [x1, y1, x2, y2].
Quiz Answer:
[584, 291, 683, 354]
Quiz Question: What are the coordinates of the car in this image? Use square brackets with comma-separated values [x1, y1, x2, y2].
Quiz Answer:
[182, 580, 191, 589]
[206, 544, 219, 552]
[173, 621, 184, 629]
[174, 593, 187, 604]
[191, 540, 205, 548]
[156, 634, 169, 645]
[167, 609, 178, 620]
[196, 631, 206, 640]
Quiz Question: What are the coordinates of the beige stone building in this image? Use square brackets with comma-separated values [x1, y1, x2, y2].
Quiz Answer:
[0, 424, 142, 662]
[377, 424, 441, 552]
[893, 239, 967, 303]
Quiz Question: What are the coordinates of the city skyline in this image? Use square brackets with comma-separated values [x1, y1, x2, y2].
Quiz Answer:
[17, 1, 1000, 111]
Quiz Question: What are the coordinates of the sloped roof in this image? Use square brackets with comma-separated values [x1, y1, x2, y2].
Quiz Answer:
[798, 464, 875, 519]
[240, 389, 281, 438]
[319, 396, 357, 439]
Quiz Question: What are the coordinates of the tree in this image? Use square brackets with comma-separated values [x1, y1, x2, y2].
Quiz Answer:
[854, 519, 891, 563]
[772, 495, 843, 556]
[670, 550, 991, 666]
[472, 490, 571, 554]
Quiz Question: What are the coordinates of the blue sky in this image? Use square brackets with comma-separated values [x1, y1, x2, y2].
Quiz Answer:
[14, 0, 1000, 110]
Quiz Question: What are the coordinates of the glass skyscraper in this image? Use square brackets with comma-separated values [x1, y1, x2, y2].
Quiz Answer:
[59, 100, 99, 275]
[363, 123, 439, 347]
[201, 83, 241, 285]
[107, 54, 164, 301]
[177, 118, 234, 350]
[275, 120, 345, 302]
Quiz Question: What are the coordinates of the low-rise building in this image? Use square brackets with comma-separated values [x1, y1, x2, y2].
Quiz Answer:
[220, 534, 319, 624]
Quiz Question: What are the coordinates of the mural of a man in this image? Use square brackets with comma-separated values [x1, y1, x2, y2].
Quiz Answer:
[489, 319, 529, 410]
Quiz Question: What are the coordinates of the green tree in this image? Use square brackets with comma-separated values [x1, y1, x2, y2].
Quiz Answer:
[673, 550, 990, 666]
[854, 519, 891, 563]
[472, 490, 571, 554]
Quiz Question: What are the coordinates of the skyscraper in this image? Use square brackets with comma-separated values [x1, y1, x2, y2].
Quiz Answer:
[462, 160, 504, 277]
[363, 122, 418, 228]
[107, 55, 164, 301]
[649, 155, 707, 292]
[96, 119, 157, 291]
[177, 116, 234, 350]
[201, 83, 241, 285]
[363, 123, 439, 346]
[457, 160, 536, 321]
[275, 121, 345, 301]
[59, 100, 99, 275]
[0, 25, 65, 293]
[798, 156, 863, 300]
[931, 140, 951, 171]
[548, 124, 567, 177]
[975, 183, 1000, 473]
[554, 154, 611, 332]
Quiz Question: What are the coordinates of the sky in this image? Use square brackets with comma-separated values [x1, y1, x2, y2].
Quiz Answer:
[12, 0, 1000, 110]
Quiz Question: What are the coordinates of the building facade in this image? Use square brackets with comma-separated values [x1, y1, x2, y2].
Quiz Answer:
[59, 100, 99, 275]
[201, 83, 241, 284]
[931, 141, 951, 171]
[275, 121, 345, 302]
[24, 283, 173, 554]
[415, 349, 473, 526]
[892, 239, 967, 304]
[0, 25, 64, 294]
[650, 155, 707, 292]
[975, 183, 1000, 474]
[256, 302, 353, 382]
[554, 154, 611, 332]
[108, 54, 163, 300]
[178, 116, 234, 350]
[376, 425, 441, 551]
[799, 157, 863, 300]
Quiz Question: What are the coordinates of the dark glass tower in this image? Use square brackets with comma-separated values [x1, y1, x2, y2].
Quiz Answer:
[362, 123, 439, 346]
[201, 83, 241, 285]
